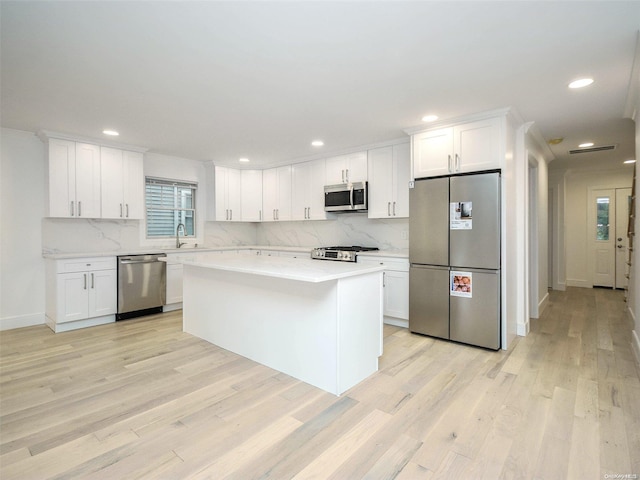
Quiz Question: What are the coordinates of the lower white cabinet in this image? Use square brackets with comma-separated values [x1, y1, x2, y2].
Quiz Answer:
[358, 256, 409, 326]
[166, 263, 184, 305]
[45, 256, 117, 332]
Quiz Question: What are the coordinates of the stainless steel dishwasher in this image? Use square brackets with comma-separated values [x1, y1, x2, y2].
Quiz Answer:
[117, 253, 166, 320]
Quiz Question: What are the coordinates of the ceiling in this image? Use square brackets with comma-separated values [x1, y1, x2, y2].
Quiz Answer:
[1, 1, 638, 170]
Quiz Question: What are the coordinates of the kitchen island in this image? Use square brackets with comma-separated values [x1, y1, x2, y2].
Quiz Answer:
[180, 254, 384, 395]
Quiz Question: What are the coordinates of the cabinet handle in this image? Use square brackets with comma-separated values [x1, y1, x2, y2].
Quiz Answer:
[225, 209, 229, 221]
[341, 169, 345, 183]
[388, 202, 391, 216]
[455, 154, 460, 171]
[126, 204, 129, 218]
[120, 203, 123, 217]
[70, 201, 75, 216]
[383, 271, 386, 288]
[448, 154, 452, 173]
[393, 202, 396, 216]
[230, 209, 233, 221]
[91, 273, 94, 289]
[83, 273, 87, 290]
[273, 209, 276, 220]
[259, 210, 262, 221]
[78, 201, 82, 217]
[346, 169, 349, 182]
[276, 209, 279, 220]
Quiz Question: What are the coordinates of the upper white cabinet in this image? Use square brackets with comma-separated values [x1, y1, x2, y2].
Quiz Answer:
[325, 152, 368, 184]
[412, 117, 501, 178]
[240, 170, 263, 222]
[210, 166, 242, 221]
[291, 159, 327, 221]
[46, 139, 101, 218]
[100, 147, 144, 219]
[367, 143, 410, 219]
[263, 165, 292, 221]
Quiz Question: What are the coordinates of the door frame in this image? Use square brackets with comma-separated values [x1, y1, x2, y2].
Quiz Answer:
[588, 186, 616, 288]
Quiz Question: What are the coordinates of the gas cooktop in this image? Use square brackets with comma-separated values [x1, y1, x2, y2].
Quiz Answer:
[311, 246, 379, 262]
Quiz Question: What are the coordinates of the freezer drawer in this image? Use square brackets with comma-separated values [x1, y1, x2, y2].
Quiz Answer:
[450, 268, 500, 350]
[409, 265, 450, 339]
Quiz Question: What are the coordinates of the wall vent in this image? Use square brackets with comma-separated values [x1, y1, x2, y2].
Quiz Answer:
[568, 145, 617, 154]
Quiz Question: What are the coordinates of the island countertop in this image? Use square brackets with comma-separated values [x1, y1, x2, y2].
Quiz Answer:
[178, 254, 385, 283]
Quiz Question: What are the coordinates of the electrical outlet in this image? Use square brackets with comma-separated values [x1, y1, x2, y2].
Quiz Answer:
[401, 230, 408, 240]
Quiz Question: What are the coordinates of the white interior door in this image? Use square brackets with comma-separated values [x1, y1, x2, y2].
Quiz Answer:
[590, 188, 615, 287]
[615, 188, 632, 289]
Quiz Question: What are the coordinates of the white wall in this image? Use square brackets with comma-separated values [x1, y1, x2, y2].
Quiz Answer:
[1, 129, 46, 329]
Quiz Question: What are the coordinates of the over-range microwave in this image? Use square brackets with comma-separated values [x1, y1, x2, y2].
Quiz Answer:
[324, 182, 368, 212]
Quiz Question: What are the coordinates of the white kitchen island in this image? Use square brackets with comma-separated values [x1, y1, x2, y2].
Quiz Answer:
[181, 254, 384, 395]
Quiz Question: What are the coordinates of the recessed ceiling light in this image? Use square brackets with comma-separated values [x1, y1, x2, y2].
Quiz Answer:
[311, 140, 324, 147]
[624, 159, 636, 164]
[421, 115, 438, 122]
[568, 78, 594, 89]
[579, 142, 594, 148]
[103, 129, 119, 136]
[239, 158, 250, 163]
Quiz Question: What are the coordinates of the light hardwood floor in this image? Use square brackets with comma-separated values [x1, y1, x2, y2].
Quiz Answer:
[1, 287, 639, 479]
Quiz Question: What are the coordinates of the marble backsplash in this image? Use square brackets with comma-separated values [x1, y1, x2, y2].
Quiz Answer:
[257, 214, 409, 252]
[42, 215, 408, 254]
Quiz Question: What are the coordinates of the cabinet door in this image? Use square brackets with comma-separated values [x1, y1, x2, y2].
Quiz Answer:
[291, 162, 311, 220]
[262, 167, 278, 222]
[100, 147, 125, 219]
[276, 165, 292, 221]
[345, 152, 368, 183]
[48, 139, 76, 217]
[56, 272, 89, 322]
[384, 270, 409, 320]
[227, 168, 242, 221]
[123, 151, 144, 219]
[88, 269, 117, 317]
[166, 263, 184, 304]
[307, 159, 327, 220]
[367, 146, 394, 219]
[392, 143, 411, 218]
[74, 143, 102, 218]
[412, 128, 453, 179]
[214, 166, 229, 221]
[241, 170, 263, 221]
[453, 117, 501, 173]
[325, 155, 347, 184]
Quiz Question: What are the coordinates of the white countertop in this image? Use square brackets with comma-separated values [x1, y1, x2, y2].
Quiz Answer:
[180, 254, 385, 283]
[357, 250, 408, 259]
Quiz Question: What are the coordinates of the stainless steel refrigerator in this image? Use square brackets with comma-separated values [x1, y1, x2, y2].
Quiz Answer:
[409, 172, 501, 350]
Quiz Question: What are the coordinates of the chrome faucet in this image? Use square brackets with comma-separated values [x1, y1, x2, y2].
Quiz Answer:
[176, 223, 186, 248]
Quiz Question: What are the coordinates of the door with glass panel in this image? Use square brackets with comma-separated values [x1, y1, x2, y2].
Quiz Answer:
[590, 189, 615, 287]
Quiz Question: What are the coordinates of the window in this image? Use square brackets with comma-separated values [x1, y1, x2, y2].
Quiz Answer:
[145, 177, 197, 238]
[596, 196, 610, 241]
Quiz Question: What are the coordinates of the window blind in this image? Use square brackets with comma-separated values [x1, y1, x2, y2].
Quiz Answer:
[145, 177, 197, 238]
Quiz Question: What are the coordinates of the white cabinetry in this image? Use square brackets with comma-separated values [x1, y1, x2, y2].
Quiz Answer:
[165, 263, 184, 306]
[100, 147, 144, 219]
[367, 143, 410, 219]
[46, 139, 101, 218]
[208, 165, 241, 221]
[412, 117, 501, 178]
[45, 256, 117, 332]
[241, 170, 263, 221]
[292, 159, 327, 220]
[325, 152, 368, 184]
[358, 256, 409, 327]
[262, 165, 292, 221]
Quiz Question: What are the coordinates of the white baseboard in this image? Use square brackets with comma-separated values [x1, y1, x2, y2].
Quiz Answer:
[1, 312, 45, 331]
[163, 303, 183, 313]
[556, 281, 566, 291]
[632, 330, 640, 369]
[45, 314, 115, 333]
[517, 319, 530, 336]
[566, 279, 591, 288]
[384, 317, 408, 329]
[538, 292, 549, 316]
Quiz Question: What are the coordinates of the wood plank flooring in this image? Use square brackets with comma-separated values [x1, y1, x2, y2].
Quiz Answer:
[1, 287, 639, 479]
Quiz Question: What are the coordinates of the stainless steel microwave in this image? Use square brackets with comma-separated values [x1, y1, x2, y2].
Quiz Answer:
[324, 182, 368, 212]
